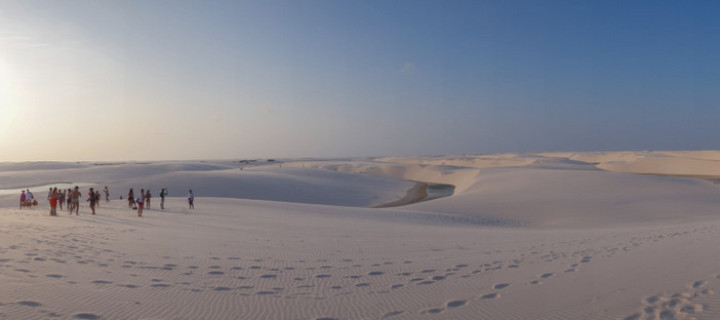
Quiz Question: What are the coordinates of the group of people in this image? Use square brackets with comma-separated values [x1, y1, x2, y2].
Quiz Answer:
[19, 189, 36, 208]
[43, 186, 101, 216]
[126, 188, 194, 216]
[20, 186, 195, 217]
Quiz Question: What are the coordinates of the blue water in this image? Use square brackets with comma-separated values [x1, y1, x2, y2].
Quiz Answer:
[0, 182, 96, 196]
[423, 184, 455, 202]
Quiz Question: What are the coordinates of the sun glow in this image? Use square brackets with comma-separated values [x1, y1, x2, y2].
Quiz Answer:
[0, 56, 21, 141]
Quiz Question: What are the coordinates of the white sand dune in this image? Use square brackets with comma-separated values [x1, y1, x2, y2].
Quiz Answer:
[1, 152, 720, 319]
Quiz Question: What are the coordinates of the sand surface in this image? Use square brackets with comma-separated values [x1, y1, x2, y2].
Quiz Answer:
[1, 152, 720, 319]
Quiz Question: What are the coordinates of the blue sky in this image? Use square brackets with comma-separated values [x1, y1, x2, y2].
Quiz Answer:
[1, 1, 719, 161]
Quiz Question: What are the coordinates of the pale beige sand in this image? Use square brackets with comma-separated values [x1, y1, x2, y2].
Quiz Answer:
[1, 153, 720, 320]
[374, 182, 428, 208]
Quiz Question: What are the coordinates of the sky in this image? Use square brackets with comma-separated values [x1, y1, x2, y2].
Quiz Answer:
[1, 0, 720, 161]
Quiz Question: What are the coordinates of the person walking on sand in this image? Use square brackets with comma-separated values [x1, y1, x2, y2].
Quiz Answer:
[160, 188, 168, 209]
[145, 189, 151, 208]
[49, 188, 58, 216]
[104, 186, 109, 202]
[59, 189, 65, 211]
[66, 188, 73, 211]
[20, 190, 26, 209]
[87, 187, 97, 215]
[128, 188, 135, 209]
[137, 188, 145, 217]
[188, 189, 194, 209]
[95, 190, 101, 208]
[70, 186, 81, 215]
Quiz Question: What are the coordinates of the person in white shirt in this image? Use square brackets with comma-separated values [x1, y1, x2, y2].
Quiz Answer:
[136, 188, 144, 217]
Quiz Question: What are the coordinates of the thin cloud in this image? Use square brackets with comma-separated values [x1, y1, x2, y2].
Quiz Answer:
[400, 61, 416, 73]
[0, 35, 50, 48]
[261, 105, 276, 114]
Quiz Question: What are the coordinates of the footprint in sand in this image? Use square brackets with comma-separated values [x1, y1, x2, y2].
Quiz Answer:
[368, 271, 384, 276]
[46, 274, 64, 278]
[208, 271, 225, 275]
[540, 273, 554, 279]
[623, 285, 712, 320]
[355, 283, 370, 287]
[480, 293, 500, 300]
[150, 284, 169, 288]
[493, 283, 510, 290]
[91, 280, 112, 285]
[391, 284, 404, 290]
[446, 300, 467, 308]
[18, 301, 42, 307]
[73, 313, 100, 320]
[260, 274, 277, 279]
[422, 308, 444, 315]
[315, 274, 331, 279]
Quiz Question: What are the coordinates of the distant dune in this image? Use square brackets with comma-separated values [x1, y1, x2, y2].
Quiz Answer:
[1, 152, 720, 319]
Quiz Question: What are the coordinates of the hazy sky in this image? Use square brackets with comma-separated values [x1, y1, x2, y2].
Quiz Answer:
[2, 1, 720, 161]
